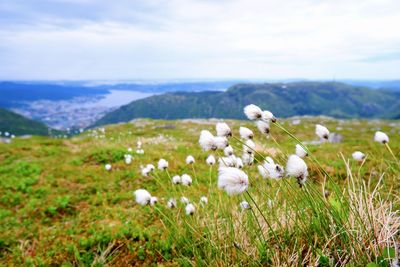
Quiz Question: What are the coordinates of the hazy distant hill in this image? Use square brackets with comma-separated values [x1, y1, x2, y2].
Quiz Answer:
[93, 82, 400, 126]
[0, 82, 108, 108]
[0, 108, 51, 136]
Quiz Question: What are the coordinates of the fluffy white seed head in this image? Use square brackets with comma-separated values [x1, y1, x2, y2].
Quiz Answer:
[374, 131, 389, 144]
[136, 149, 144, 154]
[218, 167, 249, 195]
[236, 157, 244, 169]
[216, 122, 232, 137]
[127, 147, 132, 152]
[244, 104, 263, 120]
[150, 196, 158, 206]
[242, 153, 254, 166]
[186, 155, 195, 164]
[134, 189, 152, 206]
[224, 145, 234, 156]
[243, 139, 256, 154]
[158, 158, 168, 170]
[180, 196, 189, 204]
[352, 151, 365, 162]
[239, 127, 254, 140]
[214, 136, 229, 149]
[146, 164, 155, 171]
[141, 167, 151, 177]
[172, 175, 181, 184]
[181, 174, 193, 186]
[256, 120, 270, 135]
[199, 130, 217, 151]
[200, 196, 208, 204]
[286, 155, 308, 187]
[240, 201, 250, 210]
[258, 157, 284, 179]
[295, 144, 308, 158]
[185, 203, 195, 215]
[105, 164, 112, 171]
[125, 157, 132, 165]
[167, 198, 176, 208]
[206, 155, 216, 165]
[219, 156, 236, 168]
[261, 110, 276, 122]
[315, 124, 330, 140]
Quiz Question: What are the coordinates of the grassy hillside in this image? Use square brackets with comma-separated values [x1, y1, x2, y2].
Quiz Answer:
[0, 117, 399, 265]
[93, 82, 400, 126]
[0, 108, 51, 136]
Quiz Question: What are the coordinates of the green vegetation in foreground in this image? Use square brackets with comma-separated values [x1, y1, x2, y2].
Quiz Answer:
[0, 118, 399, 265]
[0, 108, 51, 136]
[93, 81, 400, 126]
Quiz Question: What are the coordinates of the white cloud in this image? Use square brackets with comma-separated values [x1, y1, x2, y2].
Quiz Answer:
[0, 0, 399, 80]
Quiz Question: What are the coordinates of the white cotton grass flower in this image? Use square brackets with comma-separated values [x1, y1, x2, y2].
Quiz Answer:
[124, 155, 133, 164]
[127, 147, 133, 152]
[219, 156, 236, 168]
[236, 157, 244, 169]
[105, 164, 112, 171]
[315, 124, 330, 140]
[244, 104, 262, 120]
[199, 130, 217, 151]
[256, 120, 270, 135]
[286, 154, 308, 187]
[352, 151, 365, 162]
[239, 127, 254, 140]
[218, 167, 249, 195]
[137, 141, 142, 148]
[214, 136, 229, 149]
[181, 174, 192, 186]
[136, 149, 144, 154]
[243, 139, 256, 154]
[172, 175, 181, 184]
[206, 155, 216, 165]
[261, 110, 277, 123]
[240, 201, 250, 210]
[180, 196, 189, 204]
[185, 203, 195, 215]
[150, 196, 158, 206]
[158, 158, 168, 170]
[216, 122, 232, 137]
[200, 196, 208, 204]
[186, 155, 195, 164]
[242, 153, 254, 166]
[134, 189, 152, 206]
[258, 157, 284, 179]
[374, 131, 389, 144]
[141, 167, 151, 177]
[295, 144, 308, 158]
[146, 164, 155, 171]
[224, 145, 234, 156]
[167, 198, 176, 208]
[125, 157, 132, 165]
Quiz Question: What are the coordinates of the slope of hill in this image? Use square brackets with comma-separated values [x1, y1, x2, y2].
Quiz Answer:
[93, 82, 400, 126]
[0, 118, 398, 265]
[0, 108, 50, 136]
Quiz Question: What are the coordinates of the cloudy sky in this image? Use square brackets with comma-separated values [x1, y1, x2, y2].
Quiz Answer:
[0, 0, 399, 80]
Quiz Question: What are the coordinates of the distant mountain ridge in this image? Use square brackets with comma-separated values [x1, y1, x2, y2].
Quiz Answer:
[0, 81, 109, 108]
[93, 82, 400, 126]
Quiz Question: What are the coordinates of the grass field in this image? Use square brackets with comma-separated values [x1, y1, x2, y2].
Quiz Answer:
[0, 117, 399, 266]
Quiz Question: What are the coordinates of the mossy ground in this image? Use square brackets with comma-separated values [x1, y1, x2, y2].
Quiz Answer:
[0, 118, 399, 266]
